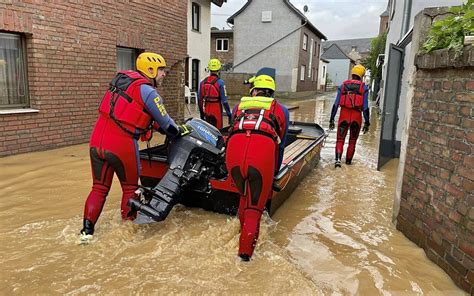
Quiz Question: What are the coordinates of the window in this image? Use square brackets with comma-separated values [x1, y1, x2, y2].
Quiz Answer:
[116, 47, 139, 71]
[322, 66, 326, 78]
[351, 46, 357, 51]
[192, 2, 200, 31]
[0, 32, 29, 109]
[216, 38, 229, 52]
[314, 41, 318, 56]
[312, 68, 316, 81]
[300, 65, 305, 81]
[302, 34, 308, 51]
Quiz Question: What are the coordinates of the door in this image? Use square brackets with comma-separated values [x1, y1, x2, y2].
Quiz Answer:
[191, 59, 200, 92]
[377, 44, 403, 170]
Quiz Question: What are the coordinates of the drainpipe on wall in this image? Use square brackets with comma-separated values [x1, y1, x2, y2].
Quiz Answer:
[401, 0, 413, 38]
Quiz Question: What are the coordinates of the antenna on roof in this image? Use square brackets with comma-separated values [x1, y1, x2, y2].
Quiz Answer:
[303, 5, 309, 14]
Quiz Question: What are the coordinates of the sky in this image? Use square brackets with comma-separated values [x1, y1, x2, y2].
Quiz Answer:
[211, 0, 388, 40]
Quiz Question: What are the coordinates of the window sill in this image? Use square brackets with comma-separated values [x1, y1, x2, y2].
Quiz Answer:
[0, 108, 40, 115]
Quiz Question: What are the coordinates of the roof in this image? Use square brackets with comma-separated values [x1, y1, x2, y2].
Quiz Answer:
[322, 38, 374, 55]
[211, 28, 233, 34]
[211, 0, 227, 7]
[227, 0, 327, 40]
[321, 43, 355, 62]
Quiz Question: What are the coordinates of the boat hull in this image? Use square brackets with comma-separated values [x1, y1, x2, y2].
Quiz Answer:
[139, 121, 326, 216]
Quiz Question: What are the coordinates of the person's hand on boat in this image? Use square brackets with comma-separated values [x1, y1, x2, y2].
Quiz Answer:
[178, 124, 192, 137]
[362, 122, 370, 134]
[329, 120, 335, 130]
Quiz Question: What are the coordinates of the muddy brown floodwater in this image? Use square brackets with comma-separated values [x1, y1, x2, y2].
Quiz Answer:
[0, 93, 465, 295]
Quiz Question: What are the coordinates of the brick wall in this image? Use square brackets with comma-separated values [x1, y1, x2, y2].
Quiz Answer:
[210, 30, 233, 67]
[397, 47, 473, 293]
[0, 1, 187, 157]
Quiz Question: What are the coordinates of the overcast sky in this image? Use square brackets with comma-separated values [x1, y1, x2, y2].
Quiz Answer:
[211, 0, 388, 40]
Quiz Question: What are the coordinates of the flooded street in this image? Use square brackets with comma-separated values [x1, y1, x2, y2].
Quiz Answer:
[0, 93, 465, 295]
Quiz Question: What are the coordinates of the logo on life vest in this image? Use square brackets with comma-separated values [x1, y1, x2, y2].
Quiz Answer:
[247, 114, 256, 120]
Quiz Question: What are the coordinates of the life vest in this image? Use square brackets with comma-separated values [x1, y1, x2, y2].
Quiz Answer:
[98, 71, 153, 137]
[201, 75, 221, 103]
[339, 80, 365, 110]
[230, 96, 281, 143]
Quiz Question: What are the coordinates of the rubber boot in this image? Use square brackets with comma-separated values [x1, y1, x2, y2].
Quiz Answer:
[335, 153, 342, 168]
[346, 159, 352, 165]
[238, 210, 261, 261]
[79, 219, 95, 244]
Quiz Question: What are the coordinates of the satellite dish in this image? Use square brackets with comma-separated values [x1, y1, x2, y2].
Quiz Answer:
[303, 5, 309, 13]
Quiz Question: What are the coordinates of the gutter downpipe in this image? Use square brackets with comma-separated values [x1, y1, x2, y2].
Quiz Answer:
[401, 0, 413, 38]
[232, 20, 309, 70]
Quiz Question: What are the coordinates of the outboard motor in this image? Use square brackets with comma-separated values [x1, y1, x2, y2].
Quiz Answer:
[129, 118, 226, 224]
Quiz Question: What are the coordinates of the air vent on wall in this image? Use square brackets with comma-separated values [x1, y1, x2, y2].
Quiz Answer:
[262, 11, 272, 22]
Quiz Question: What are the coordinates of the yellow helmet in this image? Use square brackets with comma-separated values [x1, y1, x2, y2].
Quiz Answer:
[351, 64, 366, 79]
[208, 58, 222, 71]
[136, 52, 167, 79]
[252, 74, 276, 91]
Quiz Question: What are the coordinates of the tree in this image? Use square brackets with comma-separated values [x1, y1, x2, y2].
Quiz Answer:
[362, 32, 387, 84]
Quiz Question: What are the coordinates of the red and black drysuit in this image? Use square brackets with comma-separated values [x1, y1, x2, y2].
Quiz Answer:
[82, 70, 180, 235]
[330, 79, 370, 163]
[197, 74, 231, 129]
[226, 96, 289, 260]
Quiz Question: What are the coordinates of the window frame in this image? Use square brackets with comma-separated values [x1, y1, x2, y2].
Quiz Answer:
[192, 2, 201, 32]
[302, 33, 308, 51]
[216, 38, 229, 52]
[116, 46, 139, 71]
[0, 32, 29, 109]
[191, 59, 200, 91]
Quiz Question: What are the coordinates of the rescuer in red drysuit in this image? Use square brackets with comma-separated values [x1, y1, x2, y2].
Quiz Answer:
[329, 64, 370, 167]
[80, 52, 184, 241]
[197, 58, 231, 129]
[226, 73, 289, 261]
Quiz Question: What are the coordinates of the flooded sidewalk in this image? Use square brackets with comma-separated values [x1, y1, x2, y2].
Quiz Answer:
[0, 93, 465, 294]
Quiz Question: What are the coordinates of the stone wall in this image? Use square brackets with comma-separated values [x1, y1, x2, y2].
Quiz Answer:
[397, 46, 473, 293]
[220, 72, 253, 101]
[0, 1, 187, 157]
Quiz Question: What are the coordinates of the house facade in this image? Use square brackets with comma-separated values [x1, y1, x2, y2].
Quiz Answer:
[227, 0, 326, 93]
[210, 29, 233, 71]
[321, 44, 356, 87]
[377, 0, 465, 169]
[323, 38, 374, 64]
[186, 0, 227, 91]
[187, 0, 210, 92]
[0, 1, 187, 157]
[317, 58, 329, 91]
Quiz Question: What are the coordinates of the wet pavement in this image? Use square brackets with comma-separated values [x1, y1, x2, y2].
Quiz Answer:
[0, 92, 465, 295]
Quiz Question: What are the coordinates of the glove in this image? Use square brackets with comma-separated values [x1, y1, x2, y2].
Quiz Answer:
[329, 120, 335, 130]
[140, 129, 153, 142]
[362, 122, 370, 134]
[178, 124, 192, 137]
